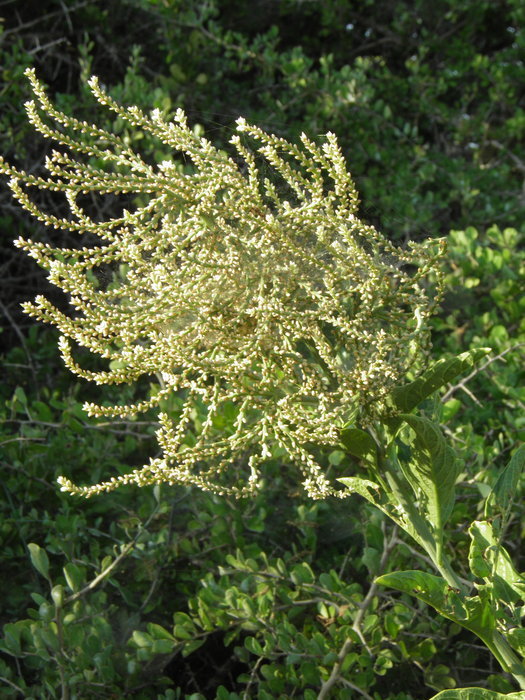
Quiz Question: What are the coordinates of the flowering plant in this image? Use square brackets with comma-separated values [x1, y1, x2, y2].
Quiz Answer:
[4, 71, 525, 697]
[1, 68, 443, 499]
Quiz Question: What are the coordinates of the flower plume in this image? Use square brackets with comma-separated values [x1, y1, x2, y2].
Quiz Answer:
[1, 69, 445, 498]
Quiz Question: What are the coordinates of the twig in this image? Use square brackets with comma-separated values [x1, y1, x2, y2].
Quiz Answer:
[28, 37, 68, 55]
[0, 299, 37, 386]
[486, 140, 525, 175]
[317, 638, 355, 700]
[352, 522, 398, 632]
[0, 676, 26, 694]
[0, 436, 46, 446]
[1, 460, 56, 490]
[442, 344, 525, 403]
[0, 1, 89, 39]
[317, 522, 398, 699]
[64, 540, 135, 605]
[339, 677, 375, 699]
[64, 504, 159, 604]
[242, 655, 265, 700]
[54, 602, 69, 700]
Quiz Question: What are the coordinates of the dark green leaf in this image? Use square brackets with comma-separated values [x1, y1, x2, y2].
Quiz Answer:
[484, 445, 525, 522]
[339, 427, 377, 463]
[151, 638, 175, 654]
[386, 349, 490, 413]
[181, 639, 205, 657]
[245, 636, 264, 655]
[290, 562, 315, 585]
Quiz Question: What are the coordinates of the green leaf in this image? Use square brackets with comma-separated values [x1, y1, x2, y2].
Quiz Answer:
[172, 612, 198, 641]
[397, 414, 459, 546]
[386, 349, 491, 413]
[51, 585, 64, 608]
[442, 398, 461, 421]
[181, 639, 205, 657]
[28, 543, 50, 580]
[1, 622, 27, 655]
[216, 687, 233, 700]
[376, 570, 496, 639]
[362, 546, 381, 576]
[147, 623, 175, 641]
[290, 562, 315, 585]
[484, 445, 525, 522]
[63, 563, 85, 593]
[244, 636, 264, 655]
[506, 629, 525, 658]
[337, 475, 419, 542]
[173, 625, 196, 641]
[429, 689, 525, 699]
[377, 570, 465, 618]
[131, 630, 152, 648]
[339, 427, 377, 463]
[362, 613, 379, 634]
[468, 520, 525, 602]
[151, 639, 175, 654]
[425, 664, 457, 692]
[30, 593, 47, 606]
[337, 476, 388, 511]
[32, 400, 53, 422]
[13, 386, 28, 409]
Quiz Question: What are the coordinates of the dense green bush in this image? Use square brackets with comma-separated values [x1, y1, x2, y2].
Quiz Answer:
[1, 1, 524, 698]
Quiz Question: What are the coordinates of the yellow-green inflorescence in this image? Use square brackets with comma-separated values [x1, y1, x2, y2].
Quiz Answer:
[1, 68, 445, 498]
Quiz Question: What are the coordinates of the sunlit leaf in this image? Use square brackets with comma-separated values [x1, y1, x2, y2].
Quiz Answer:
[468, 520, 525, 603]
[28, 543, 50, 581]
[429, 688, 525, 699]
[397, 414, 459, 544]
[376, 570, 496, 640]
[385, 348, 490, 413]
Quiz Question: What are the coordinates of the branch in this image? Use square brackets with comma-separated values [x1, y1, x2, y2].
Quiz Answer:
[317, 522, 398, 699]
[442, 344, 525, 403]
[64, 505, 159, 604]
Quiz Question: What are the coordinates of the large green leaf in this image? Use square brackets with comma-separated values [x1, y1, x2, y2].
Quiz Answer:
[337, 476, 420, 545]
[339, 427, 377, 464]
[468, 520, 525, 603]
[337, 476, 386, 509]
[396, 414, 459, 547]
[430, 689, 525, 699]
[376, 570, 467, 622]
[375, 570, 496, 637]
[386, 348, 490, 413]
[484, 445, 525, 523]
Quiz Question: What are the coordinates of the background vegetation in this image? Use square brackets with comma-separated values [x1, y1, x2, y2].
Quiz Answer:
[0, 1, 524, 697]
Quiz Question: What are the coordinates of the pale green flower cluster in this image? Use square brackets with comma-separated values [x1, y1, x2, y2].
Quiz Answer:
[1, 69, 444, 498]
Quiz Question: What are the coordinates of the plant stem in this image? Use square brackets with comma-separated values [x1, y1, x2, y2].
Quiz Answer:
[318, 522, 398, 699]
[54, 605, 69, 700]
[485, 631, 525, 691]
